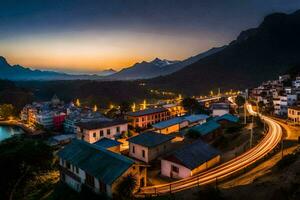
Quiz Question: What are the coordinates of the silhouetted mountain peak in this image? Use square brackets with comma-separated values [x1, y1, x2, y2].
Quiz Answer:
[0, 56, 10, 67]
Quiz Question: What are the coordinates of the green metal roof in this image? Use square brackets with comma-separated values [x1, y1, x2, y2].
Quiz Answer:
[128, 131, 175, 148]
[190, 120, 221, 136]
[213, 113, 239, 123]
[58, 139, 134, 185]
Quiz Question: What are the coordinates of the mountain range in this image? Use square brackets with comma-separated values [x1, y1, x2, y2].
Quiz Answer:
[0, 57, 104, 80]
[146, 10, 300, 95]
[0, 46, 224, 81]
[107, 47, 225, 80]
[2, 10, 300, 96]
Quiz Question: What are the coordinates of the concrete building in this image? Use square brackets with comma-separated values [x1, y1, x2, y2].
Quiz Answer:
[211, 103, 230, 117]
[162, 103, 186, 117]
[161, 140, 220, 179]
[273, 95, 288, 116]
[288, 107, 300, 125]
[125, 108, 170, 129]
[58, 139, 147, 198]
[128, 131, 176, 163]
[77, 120, 128, 143]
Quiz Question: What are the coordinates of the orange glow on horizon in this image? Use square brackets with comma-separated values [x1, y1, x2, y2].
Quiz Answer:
[0, 30, 220, 72]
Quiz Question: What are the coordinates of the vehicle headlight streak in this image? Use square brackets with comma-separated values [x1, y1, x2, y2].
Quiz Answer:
[139, 104, 282, 195]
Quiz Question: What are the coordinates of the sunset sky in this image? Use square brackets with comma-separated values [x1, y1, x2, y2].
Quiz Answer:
[1, 0, 300, 73]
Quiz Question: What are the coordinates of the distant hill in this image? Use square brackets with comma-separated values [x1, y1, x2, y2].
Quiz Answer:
[97, 68, 117, 76]
[147, 10, 300, 95]
[107, 47, 224, 80]
[0, 57, 103, 80]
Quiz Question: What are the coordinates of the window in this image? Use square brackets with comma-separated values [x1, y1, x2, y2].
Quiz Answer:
[93, 132, 96, 138]
[100, 130, 104, 137]
[116, 126, 120, 132]
[171, 165, 179, 173]
[107, 129, 111, 135]
[75, 166, 79, 174]
[66, 161, 71, 169]
[132, 145, 135, 154]
[85, 173, 95, 187]
[142, 150, 145, 158]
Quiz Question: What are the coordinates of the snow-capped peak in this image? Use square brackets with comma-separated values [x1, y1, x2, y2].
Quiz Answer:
[150, 58, 179, 67]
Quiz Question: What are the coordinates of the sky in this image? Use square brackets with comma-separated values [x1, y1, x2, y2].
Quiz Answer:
[0, 0, 300, 73]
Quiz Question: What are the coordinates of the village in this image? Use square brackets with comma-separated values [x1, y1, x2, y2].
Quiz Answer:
[15, 88, 263, 199]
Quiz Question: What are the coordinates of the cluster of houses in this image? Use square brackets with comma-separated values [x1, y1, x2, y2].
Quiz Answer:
[20, 95, 109, 132]
[249, 75, 300, 125]
[56, 99, 239, 197]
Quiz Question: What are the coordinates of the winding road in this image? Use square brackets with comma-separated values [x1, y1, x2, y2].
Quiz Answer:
[138, 104, 283, 196]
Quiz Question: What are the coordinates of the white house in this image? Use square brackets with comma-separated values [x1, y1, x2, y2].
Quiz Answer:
[161, 140, 220, 179]
[76, 120, 128, 143]
[128, 131, 176, 163]
[211, 103, 230, 117]
[58, 139, 147, 198]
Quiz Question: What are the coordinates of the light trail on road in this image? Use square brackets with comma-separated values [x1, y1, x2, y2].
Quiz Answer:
[138, 104, 282, 196]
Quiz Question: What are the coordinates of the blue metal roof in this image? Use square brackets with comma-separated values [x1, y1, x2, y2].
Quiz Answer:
[58, 139, 134, 185]
[93, 137, 121, 149]
[213, 114, 239, 123]
[190, 120, 221, 136]
[183, 114, 209, 123]
[128, 131, 175, 148]
[152, 117, 187, 129]
[164, 140, 220, 170]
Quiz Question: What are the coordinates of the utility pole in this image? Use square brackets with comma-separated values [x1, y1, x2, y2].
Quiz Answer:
[250, 116, 254, 148]
[244, 103, 247, 124]
[281, 138, 284, 159]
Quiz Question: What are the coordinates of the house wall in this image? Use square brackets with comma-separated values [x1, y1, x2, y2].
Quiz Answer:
[59, 158, 114, 197]
[129, 143, 149, 162]
[161, 159, 191, 178]
[126, 111, 170, 128]
[129, 140, 174, 163]
[157, 124, 180, 134]
[161, 155, 220, 179]
[212, 109, 229, 117]
[191, 155, 220, 175]
[288, 108, 300, 125]
[111, 164, 147, 196]
[77, 123, 128, 143]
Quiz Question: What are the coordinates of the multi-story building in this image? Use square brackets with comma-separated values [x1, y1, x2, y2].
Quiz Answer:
[58, 139, 147, 198]
[76, 120, 128, 143]
[288, 107, 300, 125]
[273, 95, 289, 116]
[162, 104, 186, 118]
[125, 107, 171, 129]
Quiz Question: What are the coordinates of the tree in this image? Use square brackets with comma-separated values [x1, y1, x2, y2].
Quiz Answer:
[115, 174, 137, 200]
[181, 97, 200, 114]
[235, 96, 245, 107]
[0, 137, 55, 200]
[120, 101, 131, 115]
[0, 104, 15, 120]
[235, 95, 245, 114]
